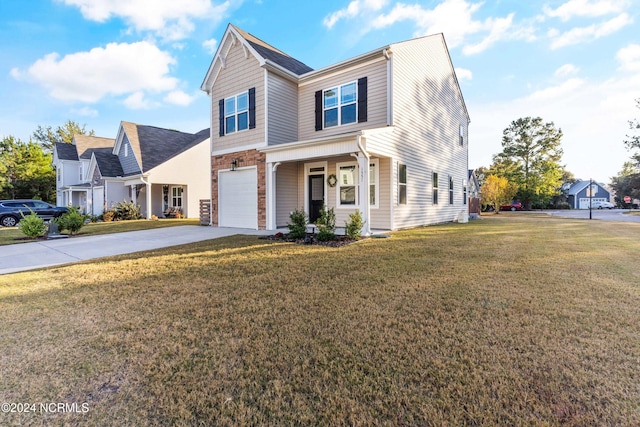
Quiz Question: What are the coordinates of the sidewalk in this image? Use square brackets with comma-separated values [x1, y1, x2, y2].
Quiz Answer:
[0, 226, 271, 275]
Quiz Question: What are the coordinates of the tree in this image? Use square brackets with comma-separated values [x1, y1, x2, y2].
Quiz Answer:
[624, 98, 640, 167]
[0, 136, 56, 201]
[481, 175, 518, 214]
[610, 161, 640, 206]
[32, 119, 95, 151]
[494, 117, 564, 209]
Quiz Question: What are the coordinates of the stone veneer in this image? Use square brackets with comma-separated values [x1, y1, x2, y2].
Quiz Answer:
[211, 149, 266, 229]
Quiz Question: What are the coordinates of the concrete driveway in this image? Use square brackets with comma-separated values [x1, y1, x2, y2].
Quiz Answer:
[0, 226, 271, 275]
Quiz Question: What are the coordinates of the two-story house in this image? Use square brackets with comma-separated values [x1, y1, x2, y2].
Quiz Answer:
[201, 24, 470, 234]
[52, 122, 210, 219]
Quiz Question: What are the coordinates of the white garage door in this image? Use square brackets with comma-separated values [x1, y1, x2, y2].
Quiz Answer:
[92, 187, 104, 215]
[219, 168, 258, 229]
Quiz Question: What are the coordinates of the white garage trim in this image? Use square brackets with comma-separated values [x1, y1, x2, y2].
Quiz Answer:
[219, 166, 258, 229]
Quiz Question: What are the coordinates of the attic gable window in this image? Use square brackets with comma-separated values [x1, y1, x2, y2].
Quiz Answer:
[315, 77, 367, 131]
[219, 88, 256, 137]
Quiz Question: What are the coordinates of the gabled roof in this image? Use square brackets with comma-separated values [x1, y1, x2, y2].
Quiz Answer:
[73, 135, 115, 159]
[54, 142, 79, 161]
[93, 148, 124, 178]
[114, 122, 210, 174]
[201, 24, 313, 91]
[568, 180, 609, 195]
[232, 25, 313, 75]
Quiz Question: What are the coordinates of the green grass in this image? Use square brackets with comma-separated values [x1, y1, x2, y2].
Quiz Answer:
[1, 215, 639, 425]
[0, 218, 199, 246]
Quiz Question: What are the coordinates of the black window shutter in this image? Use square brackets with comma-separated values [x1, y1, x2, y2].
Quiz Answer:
[248, 87, 256, 129]
[218, 99, 225, 137]
[358, 77, 368, 123]
[315, 90, 322, 131]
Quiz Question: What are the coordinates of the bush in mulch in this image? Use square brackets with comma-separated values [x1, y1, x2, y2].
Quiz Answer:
[261, 231, 361, 247]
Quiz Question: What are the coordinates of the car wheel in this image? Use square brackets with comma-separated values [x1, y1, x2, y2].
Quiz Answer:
[510, 206, 516, 211]
[1, 215, 19, 227]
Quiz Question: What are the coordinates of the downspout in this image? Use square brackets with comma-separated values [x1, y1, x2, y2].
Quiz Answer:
[140, 173, 152, 220]
[208, 90, 214, 226]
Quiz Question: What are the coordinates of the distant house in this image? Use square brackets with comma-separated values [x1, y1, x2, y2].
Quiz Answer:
[201, 24, 470, 233]
[52, 123, 210, 218]
[468, 169, 481, 219]
[566, 180, 612, 209]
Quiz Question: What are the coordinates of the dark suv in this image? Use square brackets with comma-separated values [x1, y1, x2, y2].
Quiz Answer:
[0, 200, 68, 227]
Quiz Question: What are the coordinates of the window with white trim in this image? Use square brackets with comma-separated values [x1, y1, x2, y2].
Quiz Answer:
[459, 124, 465, 146]
[432, 172, 439, 205]
[335, 160, 379, 208]
[324, 82, 357, 128]
[449, 176, 454, 205]
[224, 92, 249, 134]
[398, 163, 407, 205]
[171, 186, 183, 208]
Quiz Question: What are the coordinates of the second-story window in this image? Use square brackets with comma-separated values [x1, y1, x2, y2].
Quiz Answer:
[324, 82, 357, 128]
[224, 92, 248, 134]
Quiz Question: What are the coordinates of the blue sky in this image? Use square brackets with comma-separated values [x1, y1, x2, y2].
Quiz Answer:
[1, 0, 639, 182]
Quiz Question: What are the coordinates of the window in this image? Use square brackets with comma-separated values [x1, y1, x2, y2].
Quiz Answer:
[432, 172, 439, 205]
[323, 82, 357, 128]
[335, 160, 379, 207]
[449, 176, 454, 205]
[124, 143, 129, 157]
[398, 164, 407, 205]
[459, 124, 465, 145]
[224, 92, 248, 134]
[463, 179, 467, 205]
[219, 88, 255, 136]
[79, 163, 83, 182]
[338, 164, 357, 205]
[172, 186, 183, 208]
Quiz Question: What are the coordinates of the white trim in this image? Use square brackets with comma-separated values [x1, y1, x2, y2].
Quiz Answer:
[335, 159, 379, 210]
[264, 69, 269, 144]
[304, 161, 328, 218]
[322, 80, 358, 129]
[336, 161, 358, 208]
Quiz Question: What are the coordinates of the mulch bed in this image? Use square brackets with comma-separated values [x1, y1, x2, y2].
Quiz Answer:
[261, 232, 362, 247]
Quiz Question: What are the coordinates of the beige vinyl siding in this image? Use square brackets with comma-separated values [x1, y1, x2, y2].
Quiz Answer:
[267, 73, 299, 145]
[387, 35, 469, 229]
[210, 39, 266, 152]
[298, 58, 388, 141]
[275, 162, 300, 227]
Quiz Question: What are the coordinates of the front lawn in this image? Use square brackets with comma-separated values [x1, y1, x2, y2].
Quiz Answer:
[1, 215, 639, 425]
[0, 218, 199, 246]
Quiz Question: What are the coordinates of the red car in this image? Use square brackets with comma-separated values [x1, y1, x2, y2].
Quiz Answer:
[500, 202, 522, 211]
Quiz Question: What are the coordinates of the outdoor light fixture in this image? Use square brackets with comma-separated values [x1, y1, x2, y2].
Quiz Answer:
[230, 159, 238, 171]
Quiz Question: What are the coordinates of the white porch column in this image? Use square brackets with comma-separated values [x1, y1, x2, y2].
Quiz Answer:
[357, 153, 371, 236]
[266, 162, 280, 231]
[145, 182, 152, 219]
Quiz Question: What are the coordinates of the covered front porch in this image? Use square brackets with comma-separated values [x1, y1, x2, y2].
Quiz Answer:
[261, 129, 395, 235]
[123, 176, 190, 219]
[60, 184, 90, 214]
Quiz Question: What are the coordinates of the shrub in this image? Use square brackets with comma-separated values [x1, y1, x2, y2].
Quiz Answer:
[556, 202, 571, 210]
[111, 200, 142, 221]
[18, 211, 47, 239]
[54, 206, 86, 235]
[345, 210, 365, 240]
[316, 206, 336, 242]
[103, 210, 115, 222]
[287, 209, 308, 239]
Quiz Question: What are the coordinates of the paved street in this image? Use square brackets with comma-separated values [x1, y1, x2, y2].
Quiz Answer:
[544, 209, 640, 223]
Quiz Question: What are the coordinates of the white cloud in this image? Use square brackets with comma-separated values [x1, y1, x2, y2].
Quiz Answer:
[70, 106, 99, 117]
[202, 38, 218, 55]
[462, 14, 514, 55]
[12, 41, 179, 104]
[58, 0, 232, 41]
[555, 64, 580, 77]
[455, 67, 473, 81]
[543, 0, 629, 22]
[526, 78, 585, 101]
[164, 90, 196, 106]
[617, 44, 640, 72]
[124, 91, 151, 109]
[323, 0, 388, 29]
[549, 13, 633, 49]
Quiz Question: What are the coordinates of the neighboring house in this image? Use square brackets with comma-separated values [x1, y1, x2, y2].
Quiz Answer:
[201, 24, 470, 233]
[52, 123, 210, 219]
[468, 169, 481, 219]
[566, 180, 612, 209]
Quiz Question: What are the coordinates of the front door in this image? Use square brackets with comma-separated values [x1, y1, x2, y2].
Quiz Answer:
[308, 174, 324, 223]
